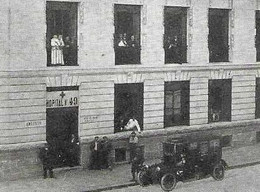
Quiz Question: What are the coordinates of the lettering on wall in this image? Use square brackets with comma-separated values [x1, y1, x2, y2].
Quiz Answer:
[82, 116, 98, 123]
[25, 120, 44, 127]
[46, 90, 79, 108]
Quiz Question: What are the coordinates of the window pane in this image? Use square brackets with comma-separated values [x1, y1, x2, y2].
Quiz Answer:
[256, 78, 260, 118]
[46, 2, 78, 66]
[164, 7, 187, 64]
[256, 11, 260, 62]
[208, 79, 232, 123]
[164, 81, 190, 127]
[208, 9, 229, 63]
[114, 5, 141, 65]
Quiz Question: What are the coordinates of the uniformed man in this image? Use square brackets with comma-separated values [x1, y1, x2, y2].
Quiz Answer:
[89, 136, 101, 170]
[100, 136, 113, 170]
[130, 147, 144, 182]
[39, 143, 55, 179]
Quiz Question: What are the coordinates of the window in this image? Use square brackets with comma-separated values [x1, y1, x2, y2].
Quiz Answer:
[164, 81, 190, 127]
[256, 131, 260, 143]
[208, 79, 232, 123]
[114, 83, 143, 133]
[46, 2, 78, 66]
[208, 9, 229, 63]
[114, 4, 141, 65]
[115, 148, 126, 162]
[221, 135, 232, 147]
[256, 11, 260, 61]
[164, 7, 187, 64]
[256, 78, 260, 118]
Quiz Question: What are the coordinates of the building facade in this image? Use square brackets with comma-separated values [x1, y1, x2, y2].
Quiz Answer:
[1, 0, 260, 180]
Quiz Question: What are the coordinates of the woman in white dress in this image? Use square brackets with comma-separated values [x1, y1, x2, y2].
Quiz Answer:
[51, 35, 64, 65]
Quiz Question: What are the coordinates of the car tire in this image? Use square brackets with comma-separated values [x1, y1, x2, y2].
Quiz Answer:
[160, 173, 177, 191]
[212, 163, 225, 181]
[137, 170, 148, 186]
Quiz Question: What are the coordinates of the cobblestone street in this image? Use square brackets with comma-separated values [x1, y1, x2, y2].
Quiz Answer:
[112, 164, 260, 192]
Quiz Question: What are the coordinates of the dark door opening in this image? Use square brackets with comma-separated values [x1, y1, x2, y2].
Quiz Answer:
[46, 107, 79, 168]
[114, 83, 144, 133]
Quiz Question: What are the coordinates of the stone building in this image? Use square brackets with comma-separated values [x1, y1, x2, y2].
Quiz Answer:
[0, 0, 260, 180]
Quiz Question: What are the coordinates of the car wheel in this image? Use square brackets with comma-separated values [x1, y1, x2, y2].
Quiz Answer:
[160, 173, 177, 191]
[212, 163, 225, 181]
[137, 170, 148, 186]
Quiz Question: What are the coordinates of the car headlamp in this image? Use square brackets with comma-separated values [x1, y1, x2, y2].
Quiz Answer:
[155, 166, 161, 172]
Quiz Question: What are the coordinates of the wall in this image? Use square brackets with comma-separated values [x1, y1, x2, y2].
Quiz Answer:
[0, 0, 260, 180]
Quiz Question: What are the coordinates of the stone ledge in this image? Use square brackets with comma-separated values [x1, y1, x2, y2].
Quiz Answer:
[81, 119, 260, 144]
[0, 141, 46, 151]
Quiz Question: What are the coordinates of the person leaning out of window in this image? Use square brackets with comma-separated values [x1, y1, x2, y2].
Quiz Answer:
[124, 116, 141, 133]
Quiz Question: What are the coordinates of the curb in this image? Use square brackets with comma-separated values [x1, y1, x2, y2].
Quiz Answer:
[83, 161, 260, 192]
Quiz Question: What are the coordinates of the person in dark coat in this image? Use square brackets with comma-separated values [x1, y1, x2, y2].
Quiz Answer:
[89, 136, 101, 170]
[67, 134, 80, 167]
[130, 147, 144, 182]
[100, 136, 113, 170]
[39, 143, 55, 179]
[128, 131, 139, 163]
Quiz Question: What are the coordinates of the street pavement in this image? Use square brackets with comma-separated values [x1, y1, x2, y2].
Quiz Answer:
[111, 163, 260, 192]
[0, 143, 259, 192]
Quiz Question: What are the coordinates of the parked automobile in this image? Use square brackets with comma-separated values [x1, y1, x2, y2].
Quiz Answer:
[137, 136, 227, 191]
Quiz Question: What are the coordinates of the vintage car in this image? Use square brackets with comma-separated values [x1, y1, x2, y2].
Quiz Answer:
[137, 136, 227, 191]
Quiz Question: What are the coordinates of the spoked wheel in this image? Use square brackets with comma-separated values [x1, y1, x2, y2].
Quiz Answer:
[137, 170, 149, 186]
[160, 173, 177, 191]
[212, 163, 225, 181]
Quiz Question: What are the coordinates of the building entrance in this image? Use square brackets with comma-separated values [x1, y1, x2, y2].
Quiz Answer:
[46, 87, 79, 168]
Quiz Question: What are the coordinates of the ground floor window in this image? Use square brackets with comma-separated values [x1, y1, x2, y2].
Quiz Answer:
[114, 83, 143, 133]
[256, 78, 260, 118]
[164, 81, 190, 127]
[208, 79, 231, 123]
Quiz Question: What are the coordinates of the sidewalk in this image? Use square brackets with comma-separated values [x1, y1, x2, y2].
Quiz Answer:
[0, 144, 259, 192]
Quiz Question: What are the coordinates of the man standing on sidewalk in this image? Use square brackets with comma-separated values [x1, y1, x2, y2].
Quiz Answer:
[89, 136, 101, 170]
[129, 131, 139, 163]
[130, 147, 144, 182]
[39, 143, 55, 179]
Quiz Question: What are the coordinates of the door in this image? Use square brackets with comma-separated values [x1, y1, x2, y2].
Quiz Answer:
[46, 107, 79, 167]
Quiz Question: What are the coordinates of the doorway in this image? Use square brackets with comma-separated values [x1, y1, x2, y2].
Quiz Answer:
[46, 107, 79, 167]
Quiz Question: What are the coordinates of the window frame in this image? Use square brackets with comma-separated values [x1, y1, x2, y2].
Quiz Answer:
[114, 4, 142, 65]
[164, 6, 188, 64]
[208, 8, 230, 63]
[208, 79, 232, 123]
[164, 81, 190, 127]
[46, 1, 79, 67]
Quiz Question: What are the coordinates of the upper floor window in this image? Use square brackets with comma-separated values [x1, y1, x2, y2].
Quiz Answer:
[46, 2, 78, 66]
[256, 11, 260, 62]
[164, 81, 190, 127]
[114, 4, 141, 65]
[208, 9, 229, 63]
[164, 7, 187, 64]
[208, 79, 231, 123]
[256, 78, 260, 118]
